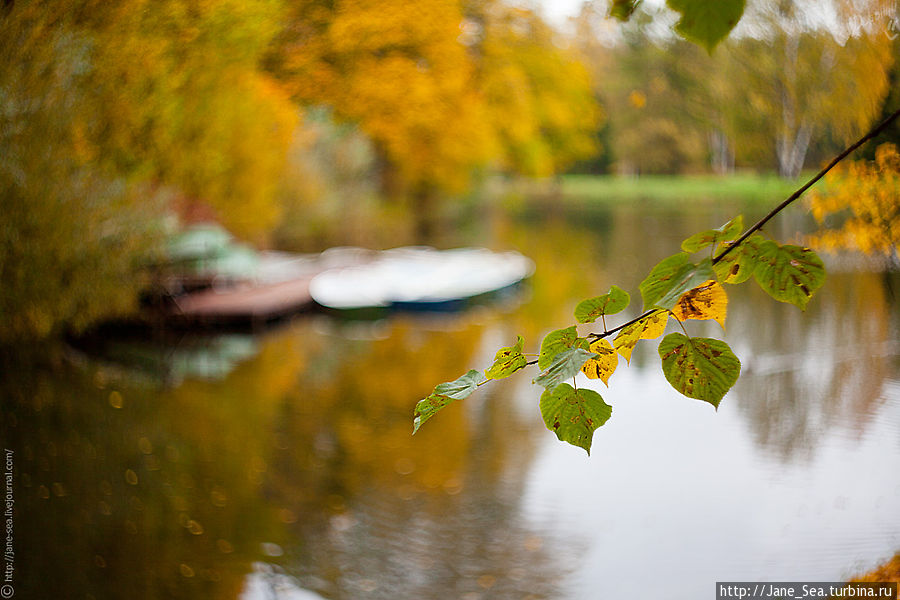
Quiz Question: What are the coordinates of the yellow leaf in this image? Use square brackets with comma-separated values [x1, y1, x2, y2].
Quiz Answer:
[614, 311, 669, 364]
[581, 339, 618, 386]
[670, 280, 727, 328]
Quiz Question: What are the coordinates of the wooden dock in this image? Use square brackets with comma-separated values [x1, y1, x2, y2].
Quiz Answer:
[165, 276, 316, 326]
[157, 248, 375, 327]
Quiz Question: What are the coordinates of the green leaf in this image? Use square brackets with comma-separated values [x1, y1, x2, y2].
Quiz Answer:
[413, 369, 486, 434]
[752, 241, 826, 310]
[639, 252, 692, 308]
[640, 253, 715, 310]
[538, 326, 589, 370]
[539, 383, 612, 455]
[533, 347, 598, 391]
[574, 285, 630, 323]
[667, 0, 745, 52]
[485, 335, 527, 380]
[658, 333, 741, 409]
[655, 259, 715, 309]
[713, 233, 765, 284]
[681, 215, 744, 253]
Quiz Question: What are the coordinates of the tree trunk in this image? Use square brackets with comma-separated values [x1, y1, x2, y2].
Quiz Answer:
[776, 33, 806, 178]
[709, 129, 734, 175]
[775, 28, 836, 179]
[412, 183, 438, 242]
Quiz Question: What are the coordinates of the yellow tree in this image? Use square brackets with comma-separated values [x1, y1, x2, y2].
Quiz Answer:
[270, 0, 600, 217]
[75, 0, 298, 239]
[272, 0, 496, 206]
[470, 2, 601, 177]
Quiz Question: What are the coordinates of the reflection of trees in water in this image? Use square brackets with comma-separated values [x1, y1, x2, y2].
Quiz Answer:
[10, 206, 895, 598]
[726, 271, 897, 460]
[0, 254, 580, 600]
[267, 316, 572, 599]
[286, 485, 568, 600]
[0, 345, 290, 600]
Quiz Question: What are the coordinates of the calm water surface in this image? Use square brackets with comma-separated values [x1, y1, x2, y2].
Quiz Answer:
[2, 200, 899, 599]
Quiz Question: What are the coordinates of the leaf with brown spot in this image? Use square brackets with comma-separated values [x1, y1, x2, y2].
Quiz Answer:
[681, 215, 744, 253]
[752, 241, 826, 310]
[581, 339, 619, 386]
[539, 383, 612, 455]
[640, 253, 716, 311]
[658, 333, 740, 409]
[574, 285, 630, 323]
[670, 280, 728, 328]
[485, 335, 527, 380]
[639, 252, 691, 309]
[713, 233, 765, 284]
[614, 311, 669, 363]
[538, 326, 590, 370]
[533, 347, 598, 391]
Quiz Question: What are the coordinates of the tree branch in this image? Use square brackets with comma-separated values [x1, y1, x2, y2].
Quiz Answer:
[591, 308, 661, 339]
[714, 107, 900, 264]
[592, 107, 900, 341]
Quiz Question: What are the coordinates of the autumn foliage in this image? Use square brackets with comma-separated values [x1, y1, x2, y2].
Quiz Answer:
[269, 0, 600, 195]
[0, 0, 599, 341]
[809, 143, 900, 256]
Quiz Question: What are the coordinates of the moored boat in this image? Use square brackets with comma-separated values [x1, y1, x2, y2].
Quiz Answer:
[308, 246, 534, 314]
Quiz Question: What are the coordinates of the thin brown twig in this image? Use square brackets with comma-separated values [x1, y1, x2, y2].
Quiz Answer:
[713, 107, 900, 264]
[588, 309, 657, 339]
[592, 107, 900, 341]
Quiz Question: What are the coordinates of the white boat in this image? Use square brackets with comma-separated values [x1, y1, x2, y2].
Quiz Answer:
[308, 246, 535, 312]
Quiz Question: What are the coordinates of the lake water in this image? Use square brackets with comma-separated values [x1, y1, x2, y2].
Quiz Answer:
[2, 198, 899, 599]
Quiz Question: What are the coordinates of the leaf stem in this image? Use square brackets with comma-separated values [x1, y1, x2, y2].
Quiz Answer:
[672, 311, 690, 337]
[713, 107, 900, 265]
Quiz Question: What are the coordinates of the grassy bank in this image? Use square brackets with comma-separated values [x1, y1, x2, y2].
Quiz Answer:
[558, 173, 811, 204]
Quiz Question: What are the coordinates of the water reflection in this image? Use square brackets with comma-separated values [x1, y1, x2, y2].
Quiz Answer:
[1, 347, 282, 599]
[263, 315, 570, 598]
[2, 203, 899, 599]
[728, 270, 899, 460]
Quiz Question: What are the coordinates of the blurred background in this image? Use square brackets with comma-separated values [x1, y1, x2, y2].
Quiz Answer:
[1, 0, 899, 598]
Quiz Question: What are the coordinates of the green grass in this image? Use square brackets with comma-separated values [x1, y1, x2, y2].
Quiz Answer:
[558, 173, 813, 204]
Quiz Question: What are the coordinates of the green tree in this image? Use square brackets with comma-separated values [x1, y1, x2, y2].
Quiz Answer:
[575, 7, 713, 174]
[575, 0, 895, 176]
